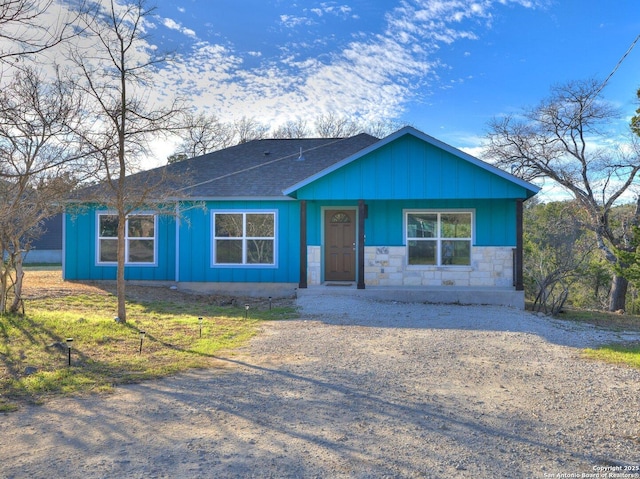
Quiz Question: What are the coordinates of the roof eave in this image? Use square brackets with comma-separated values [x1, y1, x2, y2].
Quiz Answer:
[283, 126, 541, 198]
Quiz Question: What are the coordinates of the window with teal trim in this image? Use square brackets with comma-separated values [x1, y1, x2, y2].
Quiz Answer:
[213, 212, 275, 265]
[406, 212, 471, 266]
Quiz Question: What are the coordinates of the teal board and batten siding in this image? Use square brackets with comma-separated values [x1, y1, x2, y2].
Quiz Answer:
[177, 200, 300, 283]
[304, 199, 517, 248]
[294, 135, 530, 201]
[63, 207, 176, 281]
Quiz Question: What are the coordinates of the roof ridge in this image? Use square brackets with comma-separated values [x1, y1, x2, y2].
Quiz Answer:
[176, 136, 354, 193]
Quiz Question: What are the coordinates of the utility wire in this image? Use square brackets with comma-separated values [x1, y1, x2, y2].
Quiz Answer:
[594, 32, 640, 99]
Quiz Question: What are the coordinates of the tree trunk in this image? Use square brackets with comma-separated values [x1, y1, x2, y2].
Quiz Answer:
[608, 274, 628, 312]
[117, 210, 127, 322]
[0, 264, 7, 314]
[9, 252, 24, 314]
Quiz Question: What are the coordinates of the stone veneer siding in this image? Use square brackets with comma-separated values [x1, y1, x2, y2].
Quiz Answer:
[307, 246, 322, 286]
[365, 246, 514, 288]
[307, 245, 514, 288]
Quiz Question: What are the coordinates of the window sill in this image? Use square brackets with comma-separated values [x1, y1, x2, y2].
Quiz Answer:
[96, 262, 158, 267]
[407, 265, 473, 272]
[211, 264, 277, 269]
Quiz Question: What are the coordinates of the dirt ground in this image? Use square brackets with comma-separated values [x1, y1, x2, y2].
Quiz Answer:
[1, 272, 640, 478]
[20, 269, 291, 308]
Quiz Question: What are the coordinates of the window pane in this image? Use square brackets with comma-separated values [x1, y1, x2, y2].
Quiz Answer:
[451, 240, 471, 265]
[215, 214, 243, 237]
[407, 213, 437, 238]
[247, 239, 274, 264]
[331, 213, 351, 223]
[216, 239, 242, 263]
[99, 238, 117, 262]
[99, 215, 118, 238]
[408, 240, 436, 265]
[246, 213, 274, 237]
[128, 239, 154, 263]
[128, 216, 154, 238]
[441, 213, 471, 238]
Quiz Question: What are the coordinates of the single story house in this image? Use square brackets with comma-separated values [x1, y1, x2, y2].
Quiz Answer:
[63, 126, 539, 308]
[25, 213, 63, 264]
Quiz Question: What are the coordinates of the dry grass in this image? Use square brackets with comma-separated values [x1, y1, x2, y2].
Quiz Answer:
[556, 307, 640, 332]
[0, 268, 296, 410]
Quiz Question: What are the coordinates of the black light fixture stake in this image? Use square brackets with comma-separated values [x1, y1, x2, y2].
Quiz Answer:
[139, 331, 145, 354]
[66, 338, 73, 366]
[269, 296, 272, 310]
[244, 304, 249, 319]
[198, 317, 203, 338]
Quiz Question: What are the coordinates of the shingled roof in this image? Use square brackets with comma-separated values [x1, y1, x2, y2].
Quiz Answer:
[72, 134, 380, 201]
[165, 134, 380, 198]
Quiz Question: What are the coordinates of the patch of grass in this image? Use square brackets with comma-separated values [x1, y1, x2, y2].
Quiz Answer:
[530, 306, 640, 370]
[583, 343, 640, 369]
[556, 308, 640, 332]
[0, 290, 296, 410]
[23, 264, 62, 271]
[552, 308, 640, 370]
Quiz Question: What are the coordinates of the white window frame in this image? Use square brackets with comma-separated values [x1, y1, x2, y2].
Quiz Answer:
[404, 209, 474, 267]
[211, 210, 277, 267]
[96, 212, 158, 266]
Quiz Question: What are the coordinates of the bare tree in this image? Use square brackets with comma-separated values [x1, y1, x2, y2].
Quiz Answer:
[362, 119, 408, 139]
[170, 111, 235, 160]
[523, 201, 595, 315]
[170, 110, 405, 163]
[484, 79, 640, 311]
[0, 67, 81, 314]
[233, 116, 269, 144]
[68, 0, 183, 322]
[0, 0, 85, 66]
[314, 113, 361, 138]
[271, 119, 310, 139]
[632, 87, 640, 138]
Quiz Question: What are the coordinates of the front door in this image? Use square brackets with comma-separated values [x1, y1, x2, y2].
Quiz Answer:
[324, 209, 356, 282]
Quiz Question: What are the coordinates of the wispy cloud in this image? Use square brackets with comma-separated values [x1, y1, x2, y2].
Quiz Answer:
[279, 14, 313, 28]
[155, 0, 541, 126]
[162, 17, 196, 38]
[310, 3, 354, 18]
[3, 0, 540, 135]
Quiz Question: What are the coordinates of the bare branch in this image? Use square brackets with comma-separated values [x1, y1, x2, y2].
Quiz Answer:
[484, 78, 640, 311]
[65, 0, 185, 322]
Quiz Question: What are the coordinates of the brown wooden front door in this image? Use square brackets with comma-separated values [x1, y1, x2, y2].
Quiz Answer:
[324, 209, 356, 282]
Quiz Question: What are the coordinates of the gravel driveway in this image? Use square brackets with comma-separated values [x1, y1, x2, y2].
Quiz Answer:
[2, 294, 640, 479]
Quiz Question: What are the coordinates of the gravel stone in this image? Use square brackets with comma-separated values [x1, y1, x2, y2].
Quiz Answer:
[1, 294, 640, 478]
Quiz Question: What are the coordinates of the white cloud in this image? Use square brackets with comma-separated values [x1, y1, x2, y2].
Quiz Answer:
[309, 3, 353, 19]
[279, 14, 313, 28]
[0, 0, 545, 166]
[162, 17, 196, 39]
[143, 0, 546, 133]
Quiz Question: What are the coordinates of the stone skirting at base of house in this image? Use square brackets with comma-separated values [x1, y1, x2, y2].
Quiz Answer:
[366, 246, 515, 288]
[176, 281, 298, 298]
[307, 245, 515, 288]
[298, 284, 524, 309]
[307, 246, 322, 286]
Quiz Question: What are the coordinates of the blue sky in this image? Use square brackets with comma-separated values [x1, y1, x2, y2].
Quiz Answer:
[143, 0, 639, 159]
[11, 0, 632, 170]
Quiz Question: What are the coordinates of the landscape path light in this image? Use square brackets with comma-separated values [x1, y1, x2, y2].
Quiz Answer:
[198, 317, 203, 338]
[245, 304, 249, 319]
[139, 331, 145, 354]
[66, 338, 73, 366]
